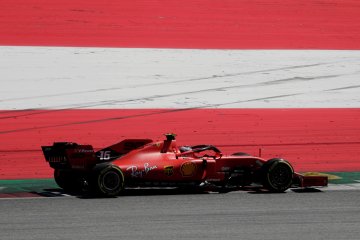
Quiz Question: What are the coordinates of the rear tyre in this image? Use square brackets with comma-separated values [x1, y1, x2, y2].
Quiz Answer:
[54, 169, 81, 192]
[94, 165, 124, 197]
[261, 158, 294, 193]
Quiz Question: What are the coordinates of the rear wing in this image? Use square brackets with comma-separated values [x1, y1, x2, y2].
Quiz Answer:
[42, 139, 153, 170]
[42, 142, 96, 170]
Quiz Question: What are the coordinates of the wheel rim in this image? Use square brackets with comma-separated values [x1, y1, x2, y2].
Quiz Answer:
[269, 164, 292, 188]
[102, 171, 121, 192]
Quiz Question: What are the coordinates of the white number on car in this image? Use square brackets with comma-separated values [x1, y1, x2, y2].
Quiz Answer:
[99, 150, 111, 160]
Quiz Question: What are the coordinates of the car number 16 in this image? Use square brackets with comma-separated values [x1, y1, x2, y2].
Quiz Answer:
[99, 150, 111, 160]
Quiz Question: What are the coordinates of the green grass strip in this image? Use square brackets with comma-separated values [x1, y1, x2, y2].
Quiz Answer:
[325, 172, 360, 184]
[0, 179, 57, 193]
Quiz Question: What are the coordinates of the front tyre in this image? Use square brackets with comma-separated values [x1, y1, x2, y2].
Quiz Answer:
[94, 165, 124, 197]
[261, 158, 294, 193]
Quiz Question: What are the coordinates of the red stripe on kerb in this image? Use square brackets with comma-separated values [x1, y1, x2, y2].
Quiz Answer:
[0, 109, 359, 179]
[0, 0, 359, 49]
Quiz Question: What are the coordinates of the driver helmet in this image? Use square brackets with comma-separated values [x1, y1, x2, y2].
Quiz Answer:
[179, 146, 192, 153]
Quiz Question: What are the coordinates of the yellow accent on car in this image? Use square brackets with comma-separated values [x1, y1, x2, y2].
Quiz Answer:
[302, 172, 341, 180]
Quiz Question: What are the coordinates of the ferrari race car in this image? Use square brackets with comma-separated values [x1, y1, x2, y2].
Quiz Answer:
[42, 134, 328, 197]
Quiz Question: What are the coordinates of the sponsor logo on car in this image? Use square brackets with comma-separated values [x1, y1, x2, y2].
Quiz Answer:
[180, 162, 197, 177]
[126, 163, 157, 177]
[76, 149, 94, 153]
[164, 166, 174, 176]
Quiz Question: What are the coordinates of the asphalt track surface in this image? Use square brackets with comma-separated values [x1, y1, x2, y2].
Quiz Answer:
[1, 189, 360, 240]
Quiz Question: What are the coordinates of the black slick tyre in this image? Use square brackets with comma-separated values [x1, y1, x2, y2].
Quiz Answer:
[261, 158, 294, 193]
[94, 165, 124, 197]
[54, 169, 80, 192]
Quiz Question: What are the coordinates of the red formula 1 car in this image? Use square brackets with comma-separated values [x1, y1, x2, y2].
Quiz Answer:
[42, 134, 328, 197]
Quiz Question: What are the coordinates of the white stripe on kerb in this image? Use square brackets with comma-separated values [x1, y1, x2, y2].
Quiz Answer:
[1, 47, 359, 109]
